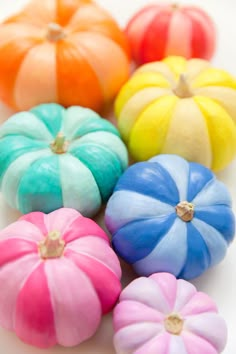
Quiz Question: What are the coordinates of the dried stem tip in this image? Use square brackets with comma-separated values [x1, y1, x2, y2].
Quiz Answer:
[173, 74, 193, 98]
[176, 201, 195, 222]
[39, 230, 65, 259]
[46, 23, 66, 42]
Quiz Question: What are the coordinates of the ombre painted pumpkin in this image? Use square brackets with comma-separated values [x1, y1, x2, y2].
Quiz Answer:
[0, 0, 130, 112]
[113, 272, 227, 354]
[0, 103, 128, 216]
[126, 3, 216, 64]
[105, 155, 235, 280]
[115, 56, 236, 171]
[0, 208, 122, 348]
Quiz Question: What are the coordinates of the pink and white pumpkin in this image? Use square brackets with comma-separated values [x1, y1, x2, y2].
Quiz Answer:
[113, 273, 227, 354]
[126, 3, 216, 64]
[0, 208, 122, 348]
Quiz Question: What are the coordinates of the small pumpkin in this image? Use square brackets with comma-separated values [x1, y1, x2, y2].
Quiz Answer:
[115, 56, 236, 171]
[0, 103, 128, 216]
[105, 154, 235, 279]
[0, 208, 122, 348]
[0, 0, 130, 112]
[126, 3, 216, 64]
[113, 272, 227, 354]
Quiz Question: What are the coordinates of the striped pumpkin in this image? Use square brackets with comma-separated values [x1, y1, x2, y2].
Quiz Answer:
[126, 3, 216, 64]
[0, 208, 122, 348]
[115, 56, 236, 171]
[113, 273, 227, 354]
[0, 103, 128, 216]
[0, 0, 129, 112]
[105, 155, 235, 280]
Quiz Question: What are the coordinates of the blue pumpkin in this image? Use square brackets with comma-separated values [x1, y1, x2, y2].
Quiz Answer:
[105, 154, 235, 280]
[0, 103, 128, 216]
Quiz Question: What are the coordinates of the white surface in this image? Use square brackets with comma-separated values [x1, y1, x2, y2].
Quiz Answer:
[0, 0, 236, 353]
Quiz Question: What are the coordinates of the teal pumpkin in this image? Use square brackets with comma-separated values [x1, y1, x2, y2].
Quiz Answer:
[0, 103, 128, 216]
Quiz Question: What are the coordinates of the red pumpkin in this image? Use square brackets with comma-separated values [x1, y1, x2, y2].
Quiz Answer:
[126, 3, 216, 64]
[0, 0, 130, 112]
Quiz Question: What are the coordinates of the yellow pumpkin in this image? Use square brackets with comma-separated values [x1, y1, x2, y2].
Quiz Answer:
[115, 56, 236, 171]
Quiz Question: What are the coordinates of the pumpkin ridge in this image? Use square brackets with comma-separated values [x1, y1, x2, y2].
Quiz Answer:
[133, 218, 188, 277]
[115, 299, 166, 321]
[71, 33, 129, 100]
[69, 143, 123, 202]
[1, 149, 52, 209]
[191, 218, 228, 264]
[178, 222, 211, 279]
[118, 88, 173, 143]
[65, 248, 119, 277]
[191, 178, 215, 204]
[14, 261, 57, 348]
[114, 161, 180, 205]
[115, 323, 165, 353]
[115, 71, 171, 117]
[194, 206, 235, 244]
[64, 249, 121, 313]
[183, 8, 216, 59]
[15, 259, 43, 301]
[30, 103, 65, 137]
[193, 96, 236, 171]
[56, 0, 92, 27]
[70, 132, 128, 169]
[0, 136, 49, 185]
[112, 214, 176, 264]
[0, 239, 38, 268]
[182, 326, 220, 352]
[0, 37, 42, 109]
[55, 39, 103, 111]
[163, 56, 187, 78]
[17, 154, 63, 214]
[129, 95, 178, 160]
[58, 154, 101, 215]
[0, 255, 41, 332]
[44, 256, 102, 346]
[140, 9, 171, 63]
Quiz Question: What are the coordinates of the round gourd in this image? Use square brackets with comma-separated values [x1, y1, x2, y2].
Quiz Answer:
[0, 103, 128, 216]
[0, 208, 122, 348]
[113, 272, 227, 354]
[126, 3, 216, 64]
[0, 0, 129, 112]
[115, 56, 236, 171]
[105, 154, 235, 279]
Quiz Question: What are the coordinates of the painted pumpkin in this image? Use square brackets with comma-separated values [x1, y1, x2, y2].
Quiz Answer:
[0, 103, 128, 216]
[105, 154, 235, 280]
[126, 3, 216, 64]
[113, 272, 227, 354]
[115, 56, 236, 171]
[0, 208, 122, 348]
[0, 0, 130, 112]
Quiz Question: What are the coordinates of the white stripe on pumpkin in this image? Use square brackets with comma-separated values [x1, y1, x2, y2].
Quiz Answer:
[134, 218, 187, 277]
[1, 149, 52, 209]
[14, 43, 58, 111]
[59, 153, 101, 216]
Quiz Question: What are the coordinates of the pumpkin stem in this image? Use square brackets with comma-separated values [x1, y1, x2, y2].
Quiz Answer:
[164, 313, 184, 335]
[176, 201, 194, 222]
[39, 231, 65, 259]
[171, 3, 179, 10]
[173, 74, 193, 98]
[46, 23, 66, 42]
[50, 132, 68, 154]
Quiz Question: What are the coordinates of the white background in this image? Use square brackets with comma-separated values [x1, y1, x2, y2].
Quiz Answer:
[0, 0, 236, 353]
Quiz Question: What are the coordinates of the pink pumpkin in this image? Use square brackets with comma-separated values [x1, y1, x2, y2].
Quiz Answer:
[0, 208, 122, 348]
[113, 273, 227, 354]
[126, 4, 216, 64]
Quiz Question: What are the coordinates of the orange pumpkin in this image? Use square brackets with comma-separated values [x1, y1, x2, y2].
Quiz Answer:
[0, 0, 130, 112]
